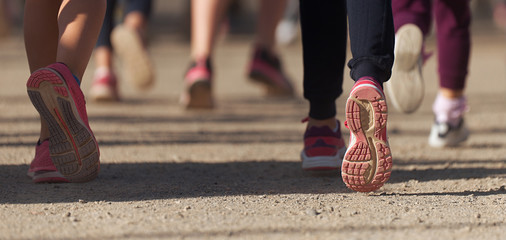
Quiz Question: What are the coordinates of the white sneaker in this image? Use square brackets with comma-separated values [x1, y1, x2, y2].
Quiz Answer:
[385, 24, 424, 114]
[428, 119, 469, 148]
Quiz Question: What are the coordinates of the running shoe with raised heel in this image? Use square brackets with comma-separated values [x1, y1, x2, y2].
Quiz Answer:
[26, 62, 100, 183]
[111, 24, 154, 90]
[181, 58, 214, 109]
[247, 46, 294, 97]
[301, 119, 347, 171]
[27, 140, 68, 183]
[385, 23, 424, 114]
[89, 70, 120, 102]
[343, 78, 392, 192]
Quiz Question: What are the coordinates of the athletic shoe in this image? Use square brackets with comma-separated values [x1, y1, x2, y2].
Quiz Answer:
[111, 24, 154, 90]
[342, 78, 392, 192]
[181, 58, 214, 109]
[27, 140, 68, 183]
[26, 62, 100, 183]
[89, 69, 119, 102]
[247, 46, 294, 96]
[428, 118, 469, 148]
[385, 23, 424, 114]
[301, 119, 347, 171]
[429, 94, 469, 147]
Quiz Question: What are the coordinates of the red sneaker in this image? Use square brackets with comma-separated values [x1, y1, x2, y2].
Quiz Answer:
[181, 58, 214, 109]
[26, 62, 100, 183]
[301, 119, 347, 171]
[27, 140, 68, 183]
[342, 77, 392, 192]
[89, 69, 120, 102]
[247, 46, 294, 96]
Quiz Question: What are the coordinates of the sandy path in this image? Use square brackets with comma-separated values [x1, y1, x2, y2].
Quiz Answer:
[0, 23, 505, 239]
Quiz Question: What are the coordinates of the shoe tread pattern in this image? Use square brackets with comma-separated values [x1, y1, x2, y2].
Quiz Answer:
[27, 69, 99, 182]
[343, 88, 392, 192]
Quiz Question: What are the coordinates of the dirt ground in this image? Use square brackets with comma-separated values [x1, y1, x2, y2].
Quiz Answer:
[1, 20, 505, 239]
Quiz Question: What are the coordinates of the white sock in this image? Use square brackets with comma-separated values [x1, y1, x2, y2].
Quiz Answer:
[432, 93, 468, 127]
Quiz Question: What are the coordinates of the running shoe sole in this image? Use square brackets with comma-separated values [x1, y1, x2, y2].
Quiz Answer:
[343, 83, 392, 192]
[27, 68, 99, 183]
[249, 72, 292, 96]
[248, 62, 294, 97]
[185, 80, 214, 109]
[385, 23, 424, 114]
[111, 25, 154, 90]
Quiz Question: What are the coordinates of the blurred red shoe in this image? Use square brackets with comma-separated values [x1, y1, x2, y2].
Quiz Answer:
[247, 46, 294, 97]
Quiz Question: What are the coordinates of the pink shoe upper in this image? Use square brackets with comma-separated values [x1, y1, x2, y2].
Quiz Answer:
[93, 70, 118, 89]
[91, 69, 120, 100]
[28, 140, 56, 173]
[351, 77, 384, 95]
[303, 121, 346, 158]
[247, 46, 294, 91]
[184, 58, 212, 86]
[28, 140, 68, 183]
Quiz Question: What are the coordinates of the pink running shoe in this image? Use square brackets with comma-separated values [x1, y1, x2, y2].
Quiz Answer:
[301, 119, 347, 171]
[181, 58, 214, 109]
[27, 140, 68, 183]
[342, 77, 392, 192]
[26, 62, 100, 183]
[89, 69, 120, 102]
[247, 46, 294, 97]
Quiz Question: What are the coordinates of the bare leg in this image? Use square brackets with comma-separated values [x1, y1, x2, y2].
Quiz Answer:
[56, 0, 107, 79]
[124, 11, 148, 37]
[255, 0, 288, 49]
[95, 47, 113, 69]
[247, 0, 294, 97]
[24, 0, 59, 73]
[191, 0, 231, 60]
[24, 0, 106, 140]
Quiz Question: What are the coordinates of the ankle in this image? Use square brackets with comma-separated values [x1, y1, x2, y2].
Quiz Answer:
[306, 117, 337, 131]
[124, 12, 147, 35]
[439, 88, 464, 99]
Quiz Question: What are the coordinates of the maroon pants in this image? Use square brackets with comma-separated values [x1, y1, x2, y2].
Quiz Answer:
[392, 0, 471, 90]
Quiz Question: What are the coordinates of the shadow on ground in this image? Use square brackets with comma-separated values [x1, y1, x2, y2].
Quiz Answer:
[0, 159, 504, 204]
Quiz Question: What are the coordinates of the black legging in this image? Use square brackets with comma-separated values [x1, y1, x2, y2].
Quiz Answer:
[96, 0, 152, 48]
[300, 0, 394, 119]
